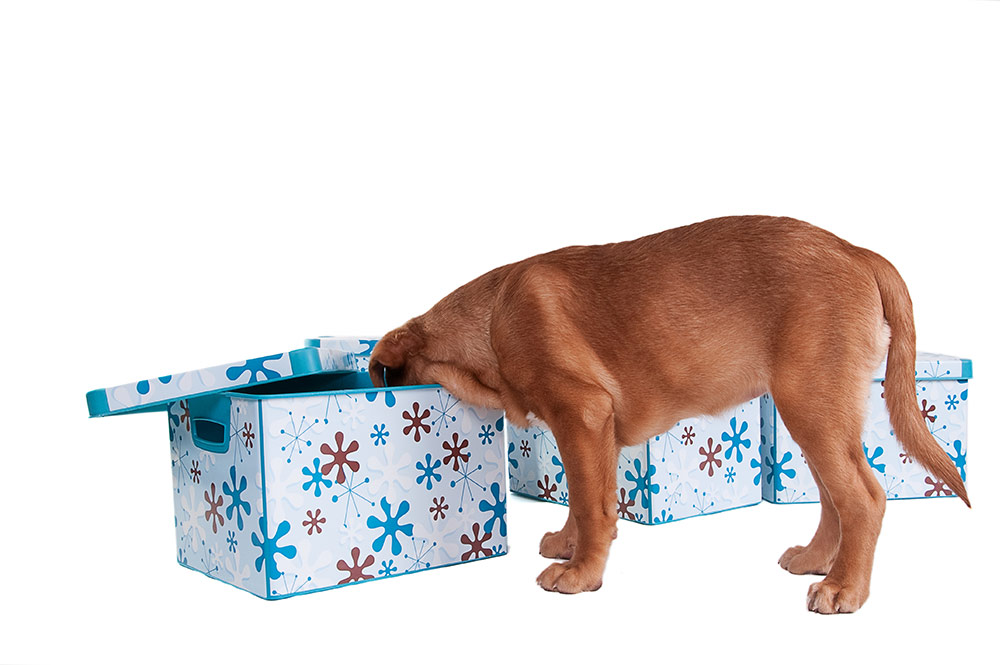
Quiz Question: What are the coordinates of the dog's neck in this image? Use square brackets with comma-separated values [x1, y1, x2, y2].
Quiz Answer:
[415, 266, 510, 408]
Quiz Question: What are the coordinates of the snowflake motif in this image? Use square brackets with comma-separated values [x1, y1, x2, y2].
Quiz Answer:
[460, 523, 493, 561]
[428, 390, 460, 436]
[331, 471, 376, 528]
[415, 453, 444, 490]
[222, 465, 251, 530]
[402, 402, 431, 442]
[366, 497, 415, 556]
[520, 441, 531, 457]
[924, 476, 953, 497]
[250, 517, 297, 581]
[226, 530, 238, 553]
[698, 438, 723, 477]
[302, 508, 326, 535]
[240, 422, 255, 451]
[442, 432, 471, 471]
[864, 443, 886, 474]
[537, 474, 557, 500]
[403, 537, 437, 572]
[371, 423, 389, 446]
[766, 450, 797, 491]
[478, 424, 495, 445]
[430, 496, 449, 520]
[692, 489, 715, 515]
[920, 399, 937, 424]
[189, 461, 202, 484]
[302, 457, 333, 497]
[379, 560, 397, 577]
[450, 459, 486, 512]
[623, 458, 660, 509]
[319, 431, 361, 484]
[203, 483, 225, 534]
[945, 395, 960, 411]
[721, 418, 751, 463]
[724, 466, 736, 484]
[507, 441, 519, 470]
[337, 547, 376, 584]
[279, 412, 320, 463]
[478, 482, 507, 537]
[273, 572, 312, 597]
[750, 457, 762, 486]
[617, 487, 637, 520]
[681, 426, 696, 446]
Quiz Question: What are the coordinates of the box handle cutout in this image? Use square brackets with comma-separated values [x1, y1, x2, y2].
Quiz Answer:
[192, 418, 229, 454]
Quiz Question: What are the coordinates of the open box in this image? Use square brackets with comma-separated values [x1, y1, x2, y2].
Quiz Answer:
[87, 340, 508, 599]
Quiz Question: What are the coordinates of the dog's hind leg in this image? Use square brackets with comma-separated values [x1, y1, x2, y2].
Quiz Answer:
[778, 457, 840, 575]
[771, 374, 886, 614]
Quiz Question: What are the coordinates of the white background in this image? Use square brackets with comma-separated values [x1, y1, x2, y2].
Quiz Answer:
[1, 1, 998, 663]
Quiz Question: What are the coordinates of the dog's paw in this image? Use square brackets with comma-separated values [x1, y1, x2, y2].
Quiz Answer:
[536, 561, 603, 594]
[539, 530, 576, 560]
[779, 545, 834, 576]
[806, 579, 868, 614]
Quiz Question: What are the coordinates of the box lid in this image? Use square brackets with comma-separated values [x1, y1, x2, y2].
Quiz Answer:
[86, 346, 357, 418]
[305, 336, 378, 356]
[872, 351, 972, 382]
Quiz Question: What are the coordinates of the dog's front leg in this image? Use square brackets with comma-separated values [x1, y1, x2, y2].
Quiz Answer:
[536, 389, 618, 593]
[539, 503, 578, 560]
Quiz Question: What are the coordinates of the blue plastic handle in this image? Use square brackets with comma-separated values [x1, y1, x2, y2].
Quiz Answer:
[188, 395, 230, 454]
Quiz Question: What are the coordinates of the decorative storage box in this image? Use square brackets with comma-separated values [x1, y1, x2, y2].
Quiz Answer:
[760, 352, 971, 504]
[507, 400, 761, 524]
[87, 340, 508, 599]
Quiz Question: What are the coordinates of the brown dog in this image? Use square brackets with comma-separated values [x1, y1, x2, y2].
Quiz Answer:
[368, 215, 969, 613]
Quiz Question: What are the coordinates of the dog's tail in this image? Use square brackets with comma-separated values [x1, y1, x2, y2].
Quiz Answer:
[864, 249, 970, 507]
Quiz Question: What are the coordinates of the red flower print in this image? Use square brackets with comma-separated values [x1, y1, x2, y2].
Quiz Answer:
[203, 483, 225, 534]
[442, 433, 471, 471]
[240, 422, 255, 451]
[320, 431, 360, 484]
[179, 401, 191, 432]
[681, 426, 696, 446]
[924, 476, 953, 497]
[520, 441, 531, 457]
[537, 474, 557, 500]
[460, 523, 493, 561]
[337, 547, 376, 584]
[617, 487, 636, 520]
[920, 400, 937, 424]
[189, 460, 202, 484]
[303, 509, 326, 535]
[699, 437, 722, 477]
[402, 402, 431, 442]
[430, 496, 449, 521]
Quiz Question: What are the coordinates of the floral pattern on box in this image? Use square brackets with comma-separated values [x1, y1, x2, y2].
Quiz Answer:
[170, 386, 508, 599]
[760, 355, 970, 504]
[508, 400, 761, 524]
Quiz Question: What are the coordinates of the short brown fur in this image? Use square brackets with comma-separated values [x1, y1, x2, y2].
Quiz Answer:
[369, 216, 969, 612]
